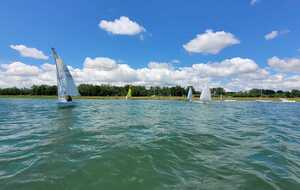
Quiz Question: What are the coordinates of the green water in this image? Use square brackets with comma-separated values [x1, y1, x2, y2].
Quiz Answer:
[0, 99, 300, 190]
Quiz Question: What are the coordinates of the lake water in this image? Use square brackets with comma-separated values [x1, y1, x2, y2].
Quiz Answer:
[0, 99, 300, 190]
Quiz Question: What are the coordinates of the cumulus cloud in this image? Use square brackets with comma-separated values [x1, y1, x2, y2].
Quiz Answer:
[10, 45, 48, 60]
[99, 16, 145, 35]
[148, 61, 173, 70]
[1, 62, 40, 76]
[1, 57, 300, 91]
[227, 73, 300, 91]
[191, 58, 258, 77]
[268, 56, 300, 72]
[0, 62, 56, 88]
[73, 57, 137, 84]
[84, 57, 118, 71]
[183, 30, 240, 54]
[264, 30, 290, 40]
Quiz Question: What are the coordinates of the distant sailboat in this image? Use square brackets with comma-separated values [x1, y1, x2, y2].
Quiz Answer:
[52, 48, 79, 103]
[187, 87, 193, 102]
[200, 84, 211, 102]
[256, 89, 272, 102]
[224, 99, 237, 102]
[126, 86, 132, 99]
[280, 98, 296, 103]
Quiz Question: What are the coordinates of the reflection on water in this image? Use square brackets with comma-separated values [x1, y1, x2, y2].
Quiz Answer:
[56, 104, 76, 128]
[0, 99, 300, 190]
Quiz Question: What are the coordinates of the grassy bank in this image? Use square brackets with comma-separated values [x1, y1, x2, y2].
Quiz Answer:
[1, 95, 300, 102]
[0, 95, 184, 100]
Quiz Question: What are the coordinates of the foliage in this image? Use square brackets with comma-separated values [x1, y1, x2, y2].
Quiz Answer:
[0, 85, 299, 98]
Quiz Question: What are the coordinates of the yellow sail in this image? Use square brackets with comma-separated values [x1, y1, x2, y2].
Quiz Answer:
[126, 86, 132, 99]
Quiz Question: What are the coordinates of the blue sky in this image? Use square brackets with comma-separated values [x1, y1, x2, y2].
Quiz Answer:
[0, 0, 300, 90]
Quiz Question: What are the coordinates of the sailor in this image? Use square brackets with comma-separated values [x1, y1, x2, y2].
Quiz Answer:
[66, 95, 72, 102]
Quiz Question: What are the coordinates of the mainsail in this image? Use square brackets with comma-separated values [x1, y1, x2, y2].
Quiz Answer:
[187, 87, 192, 102]
[51, 48, 79, 100]
[200, 84, 211, 102]
[126, 86, 132, 98]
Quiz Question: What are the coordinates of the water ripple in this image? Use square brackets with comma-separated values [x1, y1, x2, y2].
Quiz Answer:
[0, 99, 299, 189]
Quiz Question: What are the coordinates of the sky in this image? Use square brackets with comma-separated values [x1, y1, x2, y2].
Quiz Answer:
[0, 0, 300, 91]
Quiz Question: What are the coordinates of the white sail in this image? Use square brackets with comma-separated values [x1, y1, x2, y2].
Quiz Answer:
[187, 87, 192, 102]
[200, 85, 211, 102]
[52, 48, 79, 100]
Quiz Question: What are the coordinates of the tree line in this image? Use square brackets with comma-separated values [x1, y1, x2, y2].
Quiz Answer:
[0, 84, 300, 98]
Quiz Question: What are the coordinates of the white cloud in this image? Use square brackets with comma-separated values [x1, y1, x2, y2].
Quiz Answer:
[79, 57, 137, 83]
[1, 62, 40, 76]
[250, 0, 259, 6]
[226, 73, 300, 92]
[148, 61, 173, 70]
[191, 57, 258, 77]
[1, 57, 300, 91]
[264, 30, 290, 40]
[10, 45, 48, 60]
[0, 62, 55, 88]
[268, 56, 300, 72]
[183, 30, 240, 54]
[265, 31, 279, 40]
[99, 16, 145, 35]
[84, 57, 118, 71]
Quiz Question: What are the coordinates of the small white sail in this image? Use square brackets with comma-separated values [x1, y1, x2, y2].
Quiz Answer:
[200, 85, 211, 102]
[187, 87, 193, 102]
[52, 48, 79, 102]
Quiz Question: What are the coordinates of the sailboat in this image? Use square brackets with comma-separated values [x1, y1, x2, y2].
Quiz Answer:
[52, 48, 79, 104]
[200, 84, 211, 102]
[279, 98, 296, 103]
[126, 86, 132, 100]
[256, 89, 272, 102]
[187, 87, 193, 102]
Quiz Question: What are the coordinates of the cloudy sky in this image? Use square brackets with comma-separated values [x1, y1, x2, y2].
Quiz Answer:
[0, 0, 299, 91]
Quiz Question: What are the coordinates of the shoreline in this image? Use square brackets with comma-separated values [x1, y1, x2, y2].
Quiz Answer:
[0, 95, 299, 102]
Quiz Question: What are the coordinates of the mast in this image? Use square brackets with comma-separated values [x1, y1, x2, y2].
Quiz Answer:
[51, 48, 59, 60]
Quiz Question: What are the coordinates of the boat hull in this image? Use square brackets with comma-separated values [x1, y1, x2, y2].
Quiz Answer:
[57, 100, 76, 107]
[224, 100, 237, 102]
[255, 100, 273, 103]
